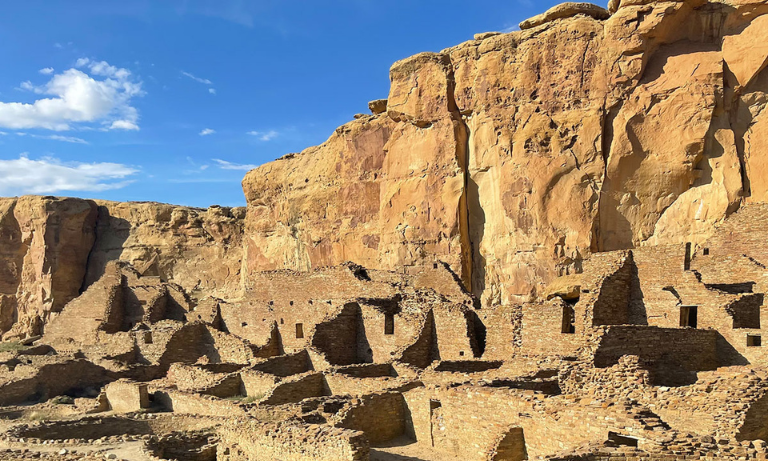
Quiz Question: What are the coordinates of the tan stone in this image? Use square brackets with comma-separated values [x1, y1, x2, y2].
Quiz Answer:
[723, 14, 768, 88]
[519, 2, 609, 30]
[368, 99, 387, 114]
[544, 275, 583, 300]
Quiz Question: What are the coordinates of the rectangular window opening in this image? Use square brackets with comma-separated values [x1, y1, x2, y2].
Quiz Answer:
[680, 306, 698, 329]
[384, 313, 395, 335]
[748, 335, 762, 347]
[295, 323, 304, 339]
[562, 305, 576, 334]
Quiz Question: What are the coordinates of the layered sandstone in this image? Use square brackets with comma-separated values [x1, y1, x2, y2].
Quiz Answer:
[0, 197, 244, 339]
[3, 0, 768, 334]
[242, 0, 768, 307]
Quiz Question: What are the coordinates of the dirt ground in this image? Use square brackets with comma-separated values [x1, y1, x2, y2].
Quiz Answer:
[370, 436, 464, 461]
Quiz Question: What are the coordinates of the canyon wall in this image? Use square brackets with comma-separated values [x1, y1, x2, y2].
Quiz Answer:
[0, 196, 244, 340]
[243, 0, 768, 306]
[3, 0, 768, 336]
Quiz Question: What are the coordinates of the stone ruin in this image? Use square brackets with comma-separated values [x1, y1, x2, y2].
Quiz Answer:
[3, 0, 768, 460]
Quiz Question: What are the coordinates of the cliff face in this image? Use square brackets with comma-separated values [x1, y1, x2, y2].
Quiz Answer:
[243, 0, 768, 306]
[0, 196, 244, 340]
[2, 0, 768, 337]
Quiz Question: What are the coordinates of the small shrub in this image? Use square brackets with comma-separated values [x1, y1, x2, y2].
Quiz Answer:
[0, 342, 26, 353]
[50, 395, 75, 405]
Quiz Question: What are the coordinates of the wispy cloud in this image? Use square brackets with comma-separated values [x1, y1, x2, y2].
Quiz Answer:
[181, 71, 217, 95]
[501, 24, 520, 33]
[39, 67, 54, 75]
[247, 130, 278, 141]
[31, 134, 89, 144]
[0, 154, 137, 194]
[213, 158, 258, 171]
[199, 128, 216, 136]
[181, 71, 212, 85]
[183, 156, 209, 174]
[0, 58, 143, 131]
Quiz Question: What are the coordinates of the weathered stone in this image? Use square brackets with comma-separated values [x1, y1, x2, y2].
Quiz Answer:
[519, 2, 610, 30]
[368, 99, 387, 114]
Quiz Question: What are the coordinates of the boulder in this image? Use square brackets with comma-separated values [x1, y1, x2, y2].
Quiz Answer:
[368, 99, 388, 114]
[519, 2, 609, 30]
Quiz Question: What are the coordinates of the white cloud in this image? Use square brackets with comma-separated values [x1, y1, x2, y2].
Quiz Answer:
[209, 88, 216, 95]
[30, 134, 88, 144]
[213, 158, 258, 171]
[39, 68, 54, 75]
[0, 59, 143, 131]
[110, 120, 139, 131]
[181, 71, 213, 85]
[0, 154, 138, 194]
[247, 130, 278, 141]
[199, 128, 216, 136]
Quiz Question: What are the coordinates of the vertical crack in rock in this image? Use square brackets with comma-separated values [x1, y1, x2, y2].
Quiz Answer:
[78, 201, 102, 296]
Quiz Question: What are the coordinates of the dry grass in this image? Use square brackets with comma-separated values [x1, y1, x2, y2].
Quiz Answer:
[0, 341, 26, 353]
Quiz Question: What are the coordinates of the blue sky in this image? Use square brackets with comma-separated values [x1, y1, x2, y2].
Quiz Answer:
[0, 0, 565, 207]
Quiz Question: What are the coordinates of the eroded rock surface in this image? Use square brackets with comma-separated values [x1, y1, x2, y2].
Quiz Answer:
[241, 0, 768, 307]
[0, 197, 244, 339]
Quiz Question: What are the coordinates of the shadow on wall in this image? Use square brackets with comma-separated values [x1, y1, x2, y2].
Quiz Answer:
[81, 206, 132, 291]
[466, 173, 487, 302]
[716, 331, 750, 368]
[628, 257, 648, 325]
[467, 310, 486, 358]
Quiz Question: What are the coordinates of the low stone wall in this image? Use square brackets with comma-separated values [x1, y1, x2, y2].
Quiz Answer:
[333, 392, 406, 444]
[261, 372, 327, 405]
[589, 326, 719, 385]
[152, 389, 246, 417]
[217, 420, 369, 461]
[0, 359, 111, 405]
[250, 350, 311, 377]
[324, 374, 412, 397]
[105, 380, 149, 413]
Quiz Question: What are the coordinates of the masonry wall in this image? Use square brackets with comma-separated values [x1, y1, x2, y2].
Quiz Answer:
[590, 326, 719, 385]
[402, 385, 658, 460]
[105, 380, 149, 413]
[159, 323, 254, 369]
[217, 420, 369, 461]
[0, 359, 111, 405]
[355, 300, 426, 364]
[479, 305, 521, 361]
[261, 372, 327, 405]
[334, 392, 406, 444]
[520, 299, 586, 358]
[152, 389, 246, 417]
[312, 303, 361, 365]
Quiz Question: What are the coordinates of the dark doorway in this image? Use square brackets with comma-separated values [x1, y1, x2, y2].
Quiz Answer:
[562, 304, 576, 334]
[680, 306, 698, 328]
[384, 313, 395, 335]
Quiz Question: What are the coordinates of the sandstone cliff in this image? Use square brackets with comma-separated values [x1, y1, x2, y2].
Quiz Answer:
[242, 0, 768, 306]
[0, 196, 244, 339]
[2, 0, 768, 336]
